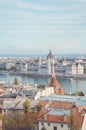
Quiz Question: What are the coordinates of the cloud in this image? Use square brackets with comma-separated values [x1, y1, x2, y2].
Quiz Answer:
[0, 0, 86, 54]
[0, 0, 86, 12]
[41, 0, 86, 2]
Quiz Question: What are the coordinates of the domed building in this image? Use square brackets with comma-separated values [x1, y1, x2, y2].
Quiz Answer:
[47, 50, 54, 65]
[47, 50, 54, 59]
[26, 50, 64, 81]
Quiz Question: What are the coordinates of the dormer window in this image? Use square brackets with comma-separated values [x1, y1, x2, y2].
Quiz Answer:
[48, 122, 50, 126]
[61, 124, 63, 127]
[41, 122, 44, 126]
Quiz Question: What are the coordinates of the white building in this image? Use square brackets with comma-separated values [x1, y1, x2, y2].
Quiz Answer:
[66, 63, 84, 75]
[6, 63, 15, 70]
[18, 86, 54, 100]
[20, 63, 28, 73]
[38, 109, 70, 130]
[20, 51, 84, 77]
[82, 114, 86, 130]
[21, 50, 54, 76]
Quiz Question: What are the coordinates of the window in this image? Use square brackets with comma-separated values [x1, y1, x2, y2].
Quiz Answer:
[3, 109, 5, 112]
[48, 123, 50, 126]
[61, 124, 63, 128]
[41, 122, 44, 126]
[54, 126, 57, 130]
[68, 124, 70, 128]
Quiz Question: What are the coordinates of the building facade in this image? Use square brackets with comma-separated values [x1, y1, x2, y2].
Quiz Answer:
[20, 51, 84, 77]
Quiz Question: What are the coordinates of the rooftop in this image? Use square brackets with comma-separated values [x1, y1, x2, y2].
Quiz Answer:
[40, 94, 86, 107]
[48, 109, 70, 116]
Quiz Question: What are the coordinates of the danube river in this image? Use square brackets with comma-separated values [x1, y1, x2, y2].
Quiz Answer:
[0, 74, 86, 94]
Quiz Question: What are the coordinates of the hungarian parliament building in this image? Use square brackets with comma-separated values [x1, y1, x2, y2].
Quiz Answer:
[20, 51, 85, 77]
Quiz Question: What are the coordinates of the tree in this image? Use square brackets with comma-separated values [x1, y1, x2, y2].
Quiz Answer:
[3, 100, 36, 130]
[76, 91, 84, 96]
[3, 116, 17, 130]
[3, 114, 36, 130]
[23, 99, 31, 114]
[23, 100, 36, 130]
[70, 108, 79, 130]
[70, 110, 76, 130]
[14, 77, 18, 86]
[36, 103, 42, 113]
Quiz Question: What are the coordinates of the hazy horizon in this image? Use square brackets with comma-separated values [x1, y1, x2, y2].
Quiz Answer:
[0, 51, 86, 57]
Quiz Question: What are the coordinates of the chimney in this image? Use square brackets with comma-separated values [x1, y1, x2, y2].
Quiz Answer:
[63, 114, 67, 122]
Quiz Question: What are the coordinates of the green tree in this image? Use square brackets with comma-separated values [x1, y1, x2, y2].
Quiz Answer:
[36, 103, 42, 113]
[3, 114, 36, 130]
[3, 100, 36, 130]
[14, 77, 18, 86]
[3, 116, 17, 130]
[23, 100, 36, 130]
[23, 99, 31, 114]
[70, 108, 79, 130]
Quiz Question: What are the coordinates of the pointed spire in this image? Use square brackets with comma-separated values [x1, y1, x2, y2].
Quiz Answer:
[50, 62, 59, 87]
[49, 49, 52, 55]
[49, 57, 64, 95]
[47, 50, 54, 59]
[51, 63, 55, 78]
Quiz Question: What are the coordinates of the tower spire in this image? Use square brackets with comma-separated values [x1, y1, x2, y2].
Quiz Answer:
[49, 55, 64, 95]
[51, 62, 55, 78]
[50, 62, 59, 87]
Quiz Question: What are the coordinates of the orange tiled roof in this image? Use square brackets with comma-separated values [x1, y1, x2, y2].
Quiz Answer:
[50, 77, 59, 87]
[40, 101, 73, 110]
[77, 113, 83, 128]
[54, 87, 64, 95]
[47, 115, 70, 123]
[40, 101, 48, 107]
[48, 101, 73, 110]
[39, 100, 84, 128]
[49, 55, 65, 95]
[38, 108, 83, 128]
[38, 111, 70, 124]
[38, 100, 84, 128]
[78, 106, 86, 113]
[49, 77, 64, 95]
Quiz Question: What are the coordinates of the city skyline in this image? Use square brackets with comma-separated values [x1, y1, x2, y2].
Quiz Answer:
[0, 0, 86, 54]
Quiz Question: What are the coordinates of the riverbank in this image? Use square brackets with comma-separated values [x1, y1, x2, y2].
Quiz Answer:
[0, 72, 86, 93]
[9, 72, 86, 80]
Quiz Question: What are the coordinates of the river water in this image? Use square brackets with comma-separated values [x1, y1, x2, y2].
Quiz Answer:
[0, 74, 86, 94]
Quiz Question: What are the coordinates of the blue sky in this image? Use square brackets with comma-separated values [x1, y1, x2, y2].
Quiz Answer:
[0, 0, 86, 54]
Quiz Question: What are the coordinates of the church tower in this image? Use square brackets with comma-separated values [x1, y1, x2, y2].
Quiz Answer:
[47, 58, 51, 75]
[49, 54, 64, 95]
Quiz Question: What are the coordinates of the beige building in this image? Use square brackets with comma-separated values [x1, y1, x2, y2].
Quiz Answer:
[38, 109, 70, 130]
[66, 63, 84, 75]
[82, 114, 86, 130]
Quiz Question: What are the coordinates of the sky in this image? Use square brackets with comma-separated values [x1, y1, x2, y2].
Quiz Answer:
[0, 0, 86, 55]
